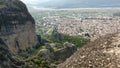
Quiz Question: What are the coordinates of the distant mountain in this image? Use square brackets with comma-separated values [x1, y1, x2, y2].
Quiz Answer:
[35, 0, 120, 8]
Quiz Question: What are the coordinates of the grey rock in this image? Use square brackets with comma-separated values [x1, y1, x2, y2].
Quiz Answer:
[50, 43, 56, 48]
[0, 0, 37, 54]
[64, 42, 75, 48]
[38, 49, 51, 57]
[45, 43, 56, 49]
[45, 43, 52, 50]
[54, 42, 77, 61]
[0, 41, 24, 68]
[38, 49, 54, 63]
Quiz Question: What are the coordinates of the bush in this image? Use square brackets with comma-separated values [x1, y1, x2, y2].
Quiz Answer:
[25, 57, 50, 68]
[46, 33, 90, 47]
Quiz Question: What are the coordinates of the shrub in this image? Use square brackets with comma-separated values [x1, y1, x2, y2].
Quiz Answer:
[25, 57, 50, 68]
[46, 33, 90, 47]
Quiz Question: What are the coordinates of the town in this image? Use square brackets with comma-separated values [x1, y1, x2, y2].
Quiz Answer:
[31, 8, 120, 39]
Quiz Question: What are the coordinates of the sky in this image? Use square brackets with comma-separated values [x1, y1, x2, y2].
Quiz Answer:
[20, 0, 120, 8]
[21, 0, 50, 5]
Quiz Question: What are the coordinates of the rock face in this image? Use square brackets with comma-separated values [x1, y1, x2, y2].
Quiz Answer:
[0, 0, 37, 54]
[52, 27, 64, 41]
[58, 33, 120, 68]
[38, 49, 54, 63]
[54, 42, 77, 61]
[0, 39, 24, 68]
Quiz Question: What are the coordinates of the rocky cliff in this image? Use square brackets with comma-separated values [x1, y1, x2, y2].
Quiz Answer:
[0, 0, 37, 54]
[58, 33, 120, 68]
[0, 40, 24, 68]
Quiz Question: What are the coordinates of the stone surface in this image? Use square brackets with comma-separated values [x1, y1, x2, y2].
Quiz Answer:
[58, 33, 120, 68]
[38, 49, 54, 63]
[38, 42, 77, 63]
[0, 39, 24, 68]
[0, 0, 37, 54]
[45, 43, 56, 50]
[54, 42, 77, 61]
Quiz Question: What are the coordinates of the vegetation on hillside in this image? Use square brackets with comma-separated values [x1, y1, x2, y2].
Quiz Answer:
[18, 32, 90, 68]
[46, 33, 90, 47]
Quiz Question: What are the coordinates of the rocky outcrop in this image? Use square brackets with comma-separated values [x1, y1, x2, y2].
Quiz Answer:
[52, 27, 64, 41]
[0, 0, 37, 54]
[54, 42, 77, 61]
[38, 42, 77, 63]
[0, 39, 24, 68]
[38, 49, 54, 63]
[58, 33, 120, 68]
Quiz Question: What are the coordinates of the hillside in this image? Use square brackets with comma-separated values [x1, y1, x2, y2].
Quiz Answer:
[36, 0, 120, 8]
[58, 33, 120, 68]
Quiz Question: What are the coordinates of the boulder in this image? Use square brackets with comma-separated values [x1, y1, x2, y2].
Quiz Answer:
[45, 43, 56, 50]
[38, 49, 54, 63]
[54, 42, 77, 61]
[45, 43, 52, 50]
[64, 42, 75, 47]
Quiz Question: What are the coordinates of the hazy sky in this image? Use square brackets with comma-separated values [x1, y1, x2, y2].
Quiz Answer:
[21, 0, 50, 4]
[21, 0, 120, 8]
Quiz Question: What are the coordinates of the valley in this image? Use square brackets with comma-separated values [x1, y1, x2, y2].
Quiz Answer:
[24, 8, 120, 67]
[30, 8, 120, 38]
[0, 0, 120, 67]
